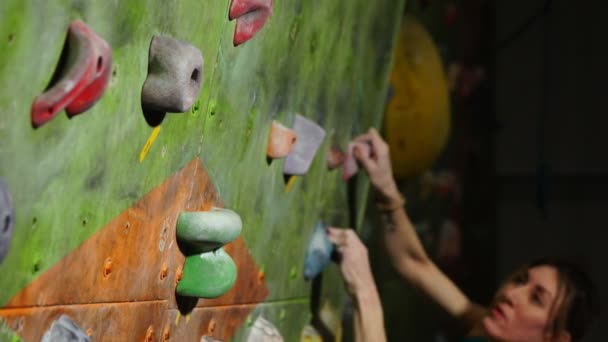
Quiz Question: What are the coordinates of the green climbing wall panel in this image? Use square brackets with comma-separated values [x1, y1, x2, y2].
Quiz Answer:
[0, 0, 406, 340]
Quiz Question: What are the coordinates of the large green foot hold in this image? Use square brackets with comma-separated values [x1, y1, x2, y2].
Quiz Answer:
[177, 208, 242, 253]
[176, 248, 237, 298]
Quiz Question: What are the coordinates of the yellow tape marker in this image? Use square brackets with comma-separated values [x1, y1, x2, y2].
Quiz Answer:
[285, 175, 298, 193]
[174, 313, 181, 326]
[139, 126, 161, 162]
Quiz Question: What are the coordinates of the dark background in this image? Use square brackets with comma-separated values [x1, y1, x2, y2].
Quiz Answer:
[369, 0, 608, 341]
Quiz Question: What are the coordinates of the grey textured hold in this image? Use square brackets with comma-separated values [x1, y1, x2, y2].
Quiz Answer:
[0, 177, 14, 265]
[200, 336, 223, 342]
[247, 316, 283, 342]
[41, 315, 90, 342]
[141, 35, 204, 119]
[284, 114, 326, 175]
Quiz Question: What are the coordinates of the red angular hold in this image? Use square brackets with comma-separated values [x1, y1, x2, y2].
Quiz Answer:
[31, 20, 111, 128]
[229, 0, 273, 46]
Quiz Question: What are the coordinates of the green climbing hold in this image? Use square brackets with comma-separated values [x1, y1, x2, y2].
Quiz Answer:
[176, 208, 242, 253]
[176, 248, 237, 298]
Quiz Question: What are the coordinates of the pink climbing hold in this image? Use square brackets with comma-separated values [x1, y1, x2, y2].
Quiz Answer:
[326, 145, 344, 170]
[229, 0, 273, 46]
[31, 20, 111, 128]
[343, 141, 371, 181]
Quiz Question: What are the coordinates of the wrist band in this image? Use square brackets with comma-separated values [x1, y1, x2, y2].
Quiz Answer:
[376, 192, 406, 211]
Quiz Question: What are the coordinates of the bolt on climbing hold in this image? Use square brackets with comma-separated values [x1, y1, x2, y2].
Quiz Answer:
[229, 0, 273, 46]
[31, 20, 111, 129]
[284, 114, 326, 176]
[343, 141, 371, 181]
[178, 248, 237, 298]
[0, 177, 15, 265]
[326, 145, 345, 170]
[176, 208, 242, 298]
[247, 316, 283, 342]
[267, 120, 297, 159]
[141, 35, 204, 127]
[289, 266, 297, 279]
[303, 221, 334, 280]
[176, 208, 242, 254]
[41, 315, 91, 342]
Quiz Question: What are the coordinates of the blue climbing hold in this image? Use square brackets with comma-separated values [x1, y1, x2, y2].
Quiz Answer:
[303, 221, 335, 280]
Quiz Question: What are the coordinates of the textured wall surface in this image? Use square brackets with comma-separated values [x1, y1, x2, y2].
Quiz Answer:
[0, 0, 405, 340]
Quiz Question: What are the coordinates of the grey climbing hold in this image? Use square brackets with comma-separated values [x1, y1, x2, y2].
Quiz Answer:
[0, 177, 15, 265]
[41, 315, 90, 342]
[284, 114, 326, 175]
[247, 316, 283, 342]
[201, 336, 223, 342]
[141, 35, 204, 126]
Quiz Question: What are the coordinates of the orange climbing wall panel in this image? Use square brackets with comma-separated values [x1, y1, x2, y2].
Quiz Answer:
[0, 159, 268, 341]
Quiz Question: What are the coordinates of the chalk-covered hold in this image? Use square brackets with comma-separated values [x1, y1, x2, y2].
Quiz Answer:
[303, 221, 334, 280]
[176, 208, 242, 254]
[284, 114, 326, 175]
[41, 315, 90, 342]
[176, 248, 237, 298]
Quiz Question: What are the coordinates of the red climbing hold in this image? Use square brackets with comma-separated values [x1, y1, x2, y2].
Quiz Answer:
[229, 0, 273, 46]
[31, 20, 111, 128]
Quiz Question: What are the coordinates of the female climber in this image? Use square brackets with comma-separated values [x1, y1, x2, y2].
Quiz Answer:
[329, 128, 599, 342]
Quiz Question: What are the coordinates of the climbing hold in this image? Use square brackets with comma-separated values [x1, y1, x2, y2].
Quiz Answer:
[31, 20, 111, 128]
[343, 141, 370, 180]
[141, 35, 204, 127]
[41, 315, 91, 342]
[289, 266, 297, 279]
[385, 16, 450, 178]
[247, 316, 283, 342]
[301, 325, 322, 342]
[176, 248, 237, 298]
[0, 177, 15, 265]
[176, 208, 242, 254]
[229, 0, 273, 46]
[267, 120, 297, 159]
[284, 114, 326, 175]
[201, 336, 223, 342]
[303, 221, 334, 280]
[326, 145, 344, 170]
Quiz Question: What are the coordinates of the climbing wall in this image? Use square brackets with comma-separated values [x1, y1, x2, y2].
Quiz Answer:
[0, 0, 405, 341]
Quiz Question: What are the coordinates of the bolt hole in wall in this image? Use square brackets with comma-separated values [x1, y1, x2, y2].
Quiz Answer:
[97, 56, 103, 73]
[103, 258, 112, 278]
